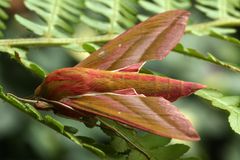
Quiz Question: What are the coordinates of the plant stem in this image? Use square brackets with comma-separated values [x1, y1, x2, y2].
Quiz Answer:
[0, 35, 117, 47]
[109, 0, 120, 34]
[0, 19, 239, 47]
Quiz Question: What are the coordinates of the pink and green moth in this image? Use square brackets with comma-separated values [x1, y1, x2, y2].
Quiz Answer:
[34, 10, 206, 141]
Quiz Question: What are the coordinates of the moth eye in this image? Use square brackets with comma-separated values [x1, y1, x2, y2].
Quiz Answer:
[179, 15, 188, 25]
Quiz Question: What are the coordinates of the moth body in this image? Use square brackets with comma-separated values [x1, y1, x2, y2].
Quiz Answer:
[35, 67, 204, 101]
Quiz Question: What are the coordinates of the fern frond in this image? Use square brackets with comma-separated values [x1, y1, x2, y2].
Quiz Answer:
[80, 0, 138, 34]
[174, 44, 240, 73]
[138, 0, 191, 20]
[0, 86, 106, 158]
[15, 0, 84, 37]
[0, 0, 10, 38]
[196, 0, 240, 19]
[192, 0, 240, 36]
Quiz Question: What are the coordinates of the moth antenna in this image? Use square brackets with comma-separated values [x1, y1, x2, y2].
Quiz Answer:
[39, 98, 77, 111]
[7, 93, 38, 104]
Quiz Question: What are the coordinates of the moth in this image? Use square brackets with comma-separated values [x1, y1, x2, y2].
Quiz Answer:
[34, 10, 205, 141]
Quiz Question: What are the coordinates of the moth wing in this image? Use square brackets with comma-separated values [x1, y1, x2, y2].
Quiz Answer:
[60, 93, 199, 141]
[76, 10, 190, 71]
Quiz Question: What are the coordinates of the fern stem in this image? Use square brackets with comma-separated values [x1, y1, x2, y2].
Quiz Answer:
[0, 35, 117, 47]
[186, 19, 240, 32]
[110, 0, 120, 34]
[46, 0, 61, 37]
[1, 18, 239, 47]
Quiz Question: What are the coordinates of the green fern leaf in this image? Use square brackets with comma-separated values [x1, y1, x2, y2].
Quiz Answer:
[0, 46, 47, 78]
[15, 0, 84, 37]
[210, 31, 240, 45]
[196, 88, 240, 134]
[80, 0, 138, 34]
[174, 44, 240, 73]
[0, 0, 10, 38]
[138, 0, 191, 20]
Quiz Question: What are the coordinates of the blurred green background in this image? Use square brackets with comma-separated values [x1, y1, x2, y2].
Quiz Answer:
[0, 1, 240, 160]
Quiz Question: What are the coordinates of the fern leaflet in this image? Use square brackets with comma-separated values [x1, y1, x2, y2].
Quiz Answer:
[192, 0, 240, 36]
[0, 0, 10, 38]
[15, 0, 83, 37]
[196, 88, 240, 134]
[196, 0, 240, 19]
[0, 46, 46, 78]
[138, 0, 191, 20]
[80, 0, 138, 34]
